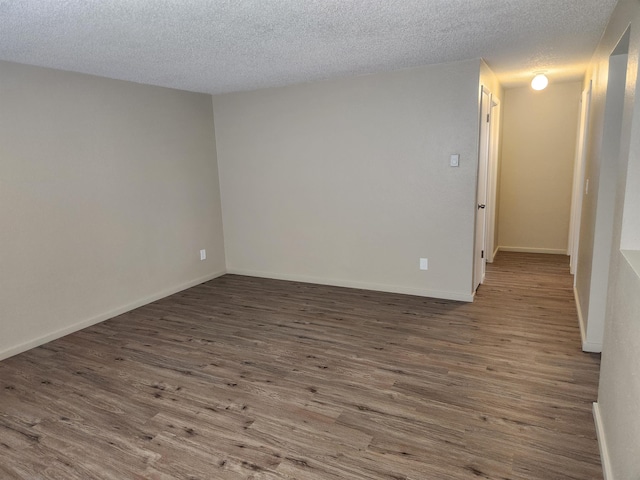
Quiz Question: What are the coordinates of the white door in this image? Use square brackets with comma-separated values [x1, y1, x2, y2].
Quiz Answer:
[474, 86, 491, 291]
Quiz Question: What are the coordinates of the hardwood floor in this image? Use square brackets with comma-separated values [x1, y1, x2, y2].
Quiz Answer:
[0, 252, 602, 479]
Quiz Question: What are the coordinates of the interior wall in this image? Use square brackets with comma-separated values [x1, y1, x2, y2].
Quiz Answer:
[0, 60, 226, 360]
[576, 75, 605, 337]
[584, 0, 640, 478]
[497, 82, 581, 253]
[579, 53, 628, 352]
[213, 59, 483, 301]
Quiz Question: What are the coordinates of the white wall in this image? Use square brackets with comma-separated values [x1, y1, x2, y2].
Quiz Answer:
[213, 60, 484, 301]
[498, 82, 581, 254]
[579, 53, 628, 352]
[596, 252, 640, 480]
[583, 0, 640, 477]
[0, 61, 226, 360]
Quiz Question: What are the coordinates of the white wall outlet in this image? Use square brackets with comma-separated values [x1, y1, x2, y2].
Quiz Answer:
[419, 258, 428, 270]
[450, 154, 460, 167]
[200, 249, 206, 261]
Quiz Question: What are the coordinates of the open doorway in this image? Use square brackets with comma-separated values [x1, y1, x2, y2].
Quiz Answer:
[486, 96, 501, 264]
[474, 86, 500, 292]
[496, 82, 581, 257]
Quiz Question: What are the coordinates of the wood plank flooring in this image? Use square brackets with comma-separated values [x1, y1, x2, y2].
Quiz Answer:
[0, 252, 602, 479]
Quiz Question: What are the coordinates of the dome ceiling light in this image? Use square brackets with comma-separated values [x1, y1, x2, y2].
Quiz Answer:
[531, 73, 549, 91]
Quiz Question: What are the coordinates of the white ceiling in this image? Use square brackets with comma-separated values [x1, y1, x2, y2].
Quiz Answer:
[0, 0, 618, 95]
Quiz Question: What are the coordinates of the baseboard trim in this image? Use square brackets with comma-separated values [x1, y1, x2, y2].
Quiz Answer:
[593, 402, 614, 480]
[0, 270, 227, 362]
[226, 268, 474, 302]
[574, 286, 602, 352]
[498, 246, 567, 255]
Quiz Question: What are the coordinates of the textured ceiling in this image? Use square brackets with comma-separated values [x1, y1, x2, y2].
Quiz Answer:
[0, 0, 618, 94]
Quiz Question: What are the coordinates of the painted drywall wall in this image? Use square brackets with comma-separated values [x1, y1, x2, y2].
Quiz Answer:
[497, 82, 581, 254]
[579, 53, 628, 352]
[583, 0, 640, 477]
[576, 78, 602, 338]
[0, 61, 226, 360]
[597, 252, 640, 480]
[213, 59, 483, 301]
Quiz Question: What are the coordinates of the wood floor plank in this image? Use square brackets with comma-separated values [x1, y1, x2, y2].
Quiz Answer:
[0, 252, 602, 478]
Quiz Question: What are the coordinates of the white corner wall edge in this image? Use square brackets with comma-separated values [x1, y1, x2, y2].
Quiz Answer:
[593, 402, 614, 480]
[498, 246, 567, 255]
[227, 268, 474, 302]
[574, 286, 603, 352]
[0, 270, 227, 362]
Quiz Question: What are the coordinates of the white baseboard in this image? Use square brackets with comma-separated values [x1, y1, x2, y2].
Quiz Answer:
[0, 270, 226, 362]
[226, 268, 474, 302]
[498, 246, 567, 255]
[593, 402, 614, 480]
[574, 286, 603, 353]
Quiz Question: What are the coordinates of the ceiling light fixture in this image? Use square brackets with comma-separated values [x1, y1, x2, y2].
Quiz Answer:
[531, 73, 549, 91]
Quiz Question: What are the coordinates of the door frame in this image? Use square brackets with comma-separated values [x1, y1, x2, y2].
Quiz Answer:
[486, 96, 501, 263]
[474, 85, 493, 291]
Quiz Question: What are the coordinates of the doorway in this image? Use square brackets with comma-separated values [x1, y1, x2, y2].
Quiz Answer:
[474, 86, 495, 292]
[568, 81, 593, 278]
[486, 96, 501, 264]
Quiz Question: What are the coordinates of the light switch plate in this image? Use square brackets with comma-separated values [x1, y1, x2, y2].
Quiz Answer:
[450, 154, 460, 167]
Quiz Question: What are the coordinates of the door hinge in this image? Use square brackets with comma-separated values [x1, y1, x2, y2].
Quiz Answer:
[486, 114, 490, 123]
[481, 250, 484, 259]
